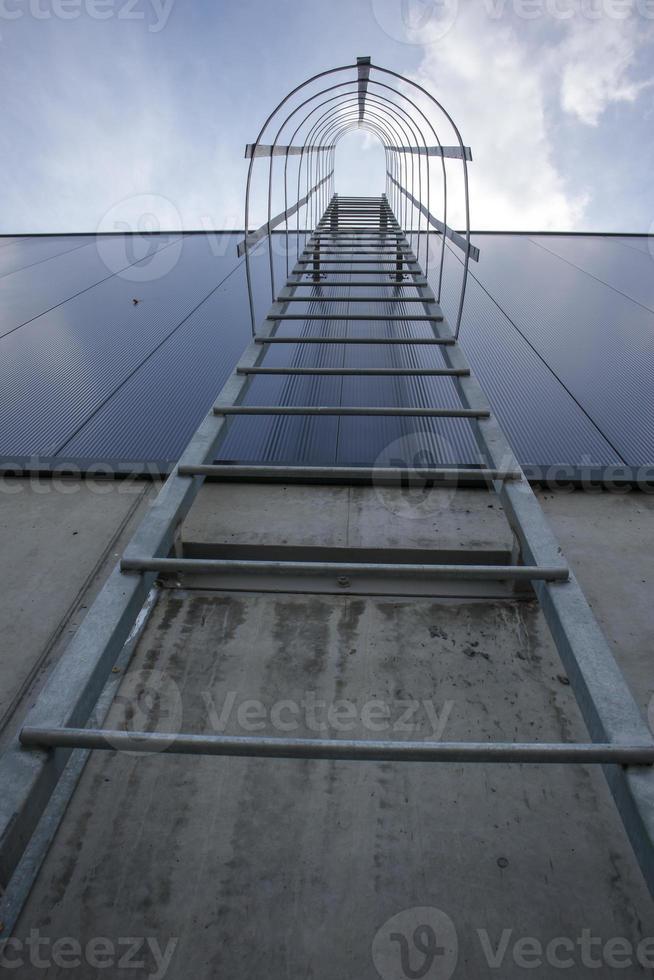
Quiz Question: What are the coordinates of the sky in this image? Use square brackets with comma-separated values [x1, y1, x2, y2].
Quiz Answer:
[1, 0, 653, 233]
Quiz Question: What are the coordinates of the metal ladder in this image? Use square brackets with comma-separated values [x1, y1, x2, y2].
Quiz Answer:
[2, 58, 654, 930]
[3, 194, 654, 917]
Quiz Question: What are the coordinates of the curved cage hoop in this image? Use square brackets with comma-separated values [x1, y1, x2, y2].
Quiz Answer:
[238, 56, 478, 337]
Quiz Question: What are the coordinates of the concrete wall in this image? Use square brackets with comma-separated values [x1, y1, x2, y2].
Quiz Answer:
[0, 477, 153, 748]
[1, 480, 650, 744]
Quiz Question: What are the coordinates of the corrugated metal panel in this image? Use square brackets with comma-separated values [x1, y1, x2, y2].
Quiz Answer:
[0, 237, 31, 249]
[614, 237, 654, 256]
[436, 234, 654, 467]
[0, 236, 97, 278]
[433, 242, 622, 467]
[526, 235, 654, 312]
[0, 236, 242, 458]
[218, 263, 480, 466]
[60, 257, 251, 466]
[0, 235, 183, 339]
[1, 231, 652, 473]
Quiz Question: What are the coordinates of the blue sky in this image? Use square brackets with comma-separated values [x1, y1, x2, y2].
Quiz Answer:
[1, 0, 653, 232]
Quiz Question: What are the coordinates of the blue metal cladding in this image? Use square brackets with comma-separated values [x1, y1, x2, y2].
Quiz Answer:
[0, 235, 98, 278]
[0, 235, 183, 340]
[445, 234, 654, 466]
[430, 239, 624, 468]
[61, 255, 252, 466]
[0, 231, 652, 474]
[0, 235, 244, 460]
[523, 235, 654, 315]
[217, 261, 481, 467]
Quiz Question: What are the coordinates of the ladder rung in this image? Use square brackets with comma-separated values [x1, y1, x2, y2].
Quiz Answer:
[213, 406, 488, 418]
[238, 367, 468, 376]
[292, 271, 421, 276]
[26, 729, 645, 764]
[317, 228, 398, 233]
[254, 336, 455, 345]
[302, 249, 411, 254]
[309, 242, 404, 246]
[307, 242, 409, 246]
[316, 219, 400, 231]
[297, 259, 413, 265]
[311, 232, 403, 237]
[311, 235, 403, 241]
[121, 556, 569, 582]
[278, 296, 429, 303]
[266, 314, 442, 321]
[287, 280, 428, 287]
[178, 464, 519, 484]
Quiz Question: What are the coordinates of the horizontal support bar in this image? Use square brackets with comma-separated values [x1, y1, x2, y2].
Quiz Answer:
[313, 227, 400, 231]
[307, 241, 404, 246]
[310, 236, 404, 241]
[387, 172, 480, 261]
[292, 270, 420, 276]
[121, 557, 568, 581]
[254, 336, 454, 344]
[303, 248, 411, 254]
[287, 280, 428, 287]
[213, 406, 489, 418]
[237, 170, 333, 257]
[278, 296, 428, 303]
[319, 223, 397, 228]
[237, 367, 469, 376]
[178, 464, 521, 484]
[22, 729, 649, 764]
[388, 145, 472, 160]
[325, 207, 392, 212]
[297, 260, 413, 265]
[304, 257, 411, 261]
[265, 314, 442, 321]
[245, 143, 330, 158]
[315, 230, 397, 234]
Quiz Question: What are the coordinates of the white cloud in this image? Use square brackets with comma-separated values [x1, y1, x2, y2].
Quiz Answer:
[558, 16, 654, 124]
[410, 9, 585, 228]
[407, 3, 652, 229]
